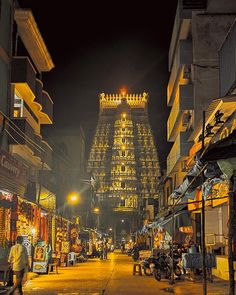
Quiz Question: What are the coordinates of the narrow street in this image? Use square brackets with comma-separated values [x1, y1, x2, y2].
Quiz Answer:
[23, 252, 227, 295]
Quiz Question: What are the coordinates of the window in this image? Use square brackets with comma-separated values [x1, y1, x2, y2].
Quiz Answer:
[122, 150, 125, 157]
[122, 128, 125, 132]
[121, 165, 125, 172]
[122, 137, 125, 143]
[121, 182, 125, 189]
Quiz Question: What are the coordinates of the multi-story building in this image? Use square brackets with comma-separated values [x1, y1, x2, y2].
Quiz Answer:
[0, 3, 56, 255]
[9, 8, 55, 209]
[87, 92, 160, 241]
[163, 0, 236, 280]
[166, 0, 236, 196]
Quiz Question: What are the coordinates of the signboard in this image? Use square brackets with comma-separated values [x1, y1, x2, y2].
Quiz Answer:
[33, 261, 48, 273]
[0, 149, 27, 185]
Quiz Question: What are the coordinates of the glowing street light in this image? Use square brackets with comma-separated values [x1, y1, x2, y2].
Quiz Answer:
[67, 192, 80, 204]
[109, 228, 113, 231]
[121, 219, 124, 223]
[93, 207, 100, 214]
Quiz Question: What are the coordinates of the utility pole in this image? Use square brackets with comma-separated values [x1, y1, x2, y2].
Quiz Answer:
[201, 111, 207, 295]
[228, 171, 236, 295]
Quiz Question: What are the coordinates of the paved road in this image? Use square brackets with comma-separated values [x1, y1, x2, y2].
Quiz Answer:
[23, 252, 228, 295]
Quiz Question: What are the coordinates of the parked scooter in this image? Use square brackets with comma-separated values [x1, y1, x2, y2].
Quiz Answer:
[151, 252, 182, 281]
[140, 256, 158, 276]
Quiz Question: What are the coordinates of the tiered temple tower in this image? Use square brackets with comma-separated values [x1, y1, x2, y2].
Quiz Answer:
[87, 92, 160, 234]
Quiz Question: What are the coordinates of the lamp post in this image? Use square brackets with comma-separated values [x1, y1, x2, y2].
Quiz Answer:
[93, 207, 100, 229]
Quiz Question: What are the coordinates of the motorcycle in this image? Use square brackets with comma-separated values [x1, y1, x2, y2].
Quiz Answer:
[151, 253, 171, 281]
[140, 256, 158, 276]
[151, 252, 182, 281]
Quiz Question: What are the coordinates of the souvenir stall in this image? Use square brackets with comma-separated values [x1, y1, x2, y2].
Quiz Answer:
[16, 197, 41, 269]
[69, 222, 80, 253]
[0, 191, 12, 246]
[0, 191, 12, 263]
[67, 222, 80, 265]
[53, 216, 70, 266]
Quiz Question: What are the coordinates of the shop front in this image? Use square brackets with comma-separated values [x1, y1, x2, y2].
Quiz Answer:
[52, 215, 70, 266]
[0, 149, 28, 263]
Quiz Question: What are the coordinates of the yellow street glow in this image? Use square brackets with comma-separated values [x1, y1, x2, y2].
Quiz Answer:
[67, 192, 80, 204]
[94, 207, 100, 213]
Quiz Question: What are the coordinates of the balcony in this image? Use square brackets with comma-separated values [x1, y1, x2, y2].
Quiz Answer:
[35, 79, 43, 106]
[9, 118, 52, 169]
[167, 84, 193, 141]
[167, 132, 193, 176]
[9, 118, 36, 152]
[167, 40, 192, 106]
[11, 56, 36, 103]
[168, 0, 207, 71]
[220, 21, 236, 97]
[40, 91, 53, 124]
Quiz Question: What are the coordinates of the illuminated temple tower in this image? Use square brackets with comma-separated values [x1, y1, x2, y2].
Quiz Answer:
[87, 92, 160, 234]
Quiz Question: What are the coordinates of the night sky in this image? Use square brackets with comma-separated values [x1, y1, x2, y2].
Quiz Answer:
[19, 0, 178, 169]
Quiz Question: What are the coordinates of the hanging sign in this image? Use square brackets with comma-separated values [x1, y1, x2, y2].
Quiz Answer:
[0, 149, 27, 184]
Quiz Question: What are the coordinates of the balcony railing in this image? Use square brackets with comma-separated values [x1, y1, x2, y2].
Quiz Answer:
[167, 132, 193, 175]
[9, 118, 36, 151]
[167, 84, 193, 141]
[9, 118, 52, 169]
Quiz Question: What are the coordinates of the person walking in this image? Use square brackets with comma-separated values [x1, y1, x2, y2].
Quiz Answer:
[103, 243, 108, 260]
[8, 236, 28, 295]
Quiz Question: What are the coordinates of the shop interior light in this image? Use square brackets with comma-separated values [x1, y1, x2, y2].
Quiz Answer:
[31, 227, 36, 235]
[109, 228, 113, 231]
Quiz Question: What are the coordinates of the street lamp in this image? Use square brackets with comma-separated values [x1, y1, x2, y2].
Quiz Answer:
[67, 192, 80, 204]
[93, 207, 100, 214]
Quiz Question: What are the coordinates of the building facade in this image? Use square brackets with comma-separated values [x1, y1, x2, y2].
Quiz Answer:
[162, 0, 236, 280]
[87, 92, 160, 240]
[0, 2, 56, 255]
[166, 0, 236, 192]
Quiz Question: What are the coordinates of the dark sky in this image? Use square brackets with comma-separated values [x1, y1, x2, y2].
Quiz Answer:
[19, 0, 177, 169]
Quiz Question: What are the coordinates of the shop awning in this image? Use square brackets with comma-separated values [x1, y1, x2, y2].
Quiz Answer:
[159, 210, 192, 235]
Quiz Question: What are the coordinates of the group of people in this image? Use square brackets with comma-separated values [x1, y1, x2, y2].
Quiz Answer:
[98, 242, 108, 260]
